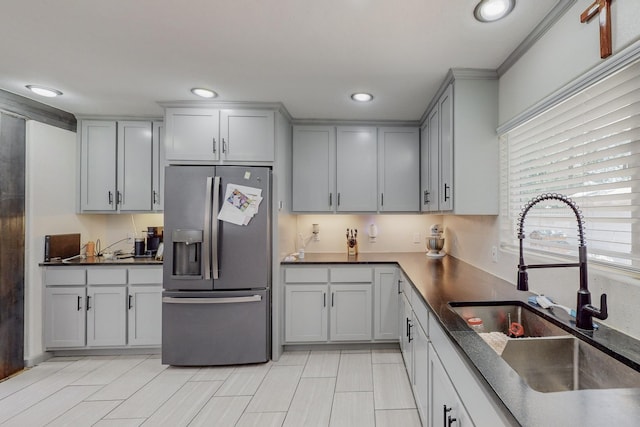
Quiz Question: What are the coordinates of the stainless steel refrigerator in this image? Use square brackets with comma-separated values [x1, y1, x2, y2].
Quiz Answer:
[162, 165, 271, 366]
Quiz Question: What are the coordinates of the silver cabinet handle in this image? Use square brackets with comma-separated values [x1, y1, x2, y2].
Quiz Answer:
[381, 193, 384, 206]
[162, 295, 262, 304]
[222, 138, 228, 153]
[212, 137, 217, 154]
[424, 190, 430, 204]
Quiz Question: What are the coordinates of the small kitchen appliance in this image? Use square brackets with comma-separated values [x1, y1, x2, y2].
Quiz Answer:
[145, 226, 163, 256]
[426, 224, 445, 258]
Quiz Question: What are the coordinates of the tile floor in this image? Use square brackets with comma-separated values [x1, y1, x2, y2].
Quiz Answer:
[0, 348, 421, 426]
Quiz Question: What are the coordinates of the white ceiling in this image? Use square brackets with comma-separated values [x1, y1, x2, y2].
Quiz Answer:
[0, 0, 559, 121]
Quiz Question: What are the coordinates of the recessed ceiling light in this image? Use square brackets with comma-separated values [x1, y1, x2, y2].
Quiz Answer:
[474, 0, 515, 22]
[25, 85, 63, 97]
[190, 88, 217, 98]
[351, 93, 374, 102]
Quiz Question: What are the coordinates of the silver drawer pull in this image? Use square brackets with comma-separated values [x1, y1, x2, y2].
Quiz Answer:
[162, 295, 262, 304]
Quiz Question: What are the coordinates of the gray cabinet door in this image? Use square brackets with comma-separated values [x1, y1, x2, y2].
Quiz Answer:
[151, 121, 164, 211]
[292, 126, 335, 212]
[128, 285, 162, 346]
[86, 286, 127, 347]
[220, 109, 275, 161]
[44, 287, 86, 348]
[439, 84, 454, 211]
[165, 108, 220, 161]
[378, 127, 420, 212]
[285, 285, 328, 342]
[80, 121, 117, 211]
[117, 121, 153, 211]
[329, 284, 372, 341]
[413, 320, 429, 424]
[336, 126, 377, 212]
[426, 107, 441, 212]
[374, 267, 399, 340]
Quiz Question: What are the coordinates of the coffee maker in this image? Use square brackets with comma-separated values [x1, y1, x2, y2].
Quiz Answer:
[146, 226, 163, 256]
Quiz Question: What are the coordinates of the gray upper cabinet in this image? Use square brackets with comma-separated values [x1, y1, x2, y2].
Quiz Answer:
[165, 108, 220, 162]
[80, 120, 118, 211]
[336, 126, 378, 212]
[151, 121, 164, 211]
[292, 126, 336, 212]
[80, 120, 157, 213]
[292, 125, 419, 213]
[164, 107, 275, 163]
[421, 70, 498, 214]
[220, 109, 275, 162]
[377, 127, 420, 212]
[117, 121, 153, 211]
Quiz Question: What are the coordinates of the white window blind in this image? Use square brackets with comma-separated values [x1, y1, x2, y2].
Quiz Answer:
[500, 59, 640, 271]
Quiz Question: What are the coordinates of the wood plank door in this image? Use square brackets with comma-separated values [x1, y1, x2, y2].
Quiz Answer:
[0, 113, 25, 379]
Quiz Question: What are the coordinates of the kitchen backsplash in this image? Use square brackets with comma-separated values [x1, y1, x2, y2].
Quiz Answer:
[295, 214, 443, 254]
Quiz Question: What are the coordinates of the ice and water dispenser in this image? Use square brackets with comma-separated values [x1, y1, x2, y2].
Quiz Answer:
[172, 229, 203, 277]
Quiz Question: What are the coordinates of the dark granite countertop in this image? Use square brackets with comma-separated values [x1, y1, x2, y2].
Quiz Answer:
[40, 256, 162, 266]
[283, 252, 640, 426]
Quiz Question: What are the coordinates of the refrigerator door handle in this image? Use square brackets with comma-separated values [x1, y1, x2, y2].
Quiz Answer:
[203, 177, 213, 280]
[211, 176, 221, 279]
[162, 295, 262, 304]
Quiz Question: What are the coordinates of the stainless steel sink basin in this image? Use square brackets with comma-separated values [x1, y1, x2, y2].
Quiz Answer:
[449, 301, 640, 393]
[449, 301, 570, 338]
[501, 336, 640, 392]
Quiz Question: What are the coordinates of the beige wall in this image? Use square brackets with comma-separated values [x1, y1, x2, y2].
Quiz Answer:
[295, 214, 442, 255]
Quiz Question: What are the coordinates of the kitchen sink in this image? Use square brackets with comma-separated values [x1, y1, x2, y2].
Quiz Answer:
[449, 301, 570, 338]
[449, 301, 640, 393]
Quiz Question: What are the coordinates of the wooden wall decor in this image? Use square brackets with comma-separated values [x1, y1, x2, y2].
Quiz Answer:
[0, 113, 26, 380]
[580, 0, 613, 59]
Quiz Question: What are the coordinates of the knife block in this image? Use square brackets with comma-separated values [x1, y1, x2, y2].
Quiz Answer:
[347, 239, 358, 256]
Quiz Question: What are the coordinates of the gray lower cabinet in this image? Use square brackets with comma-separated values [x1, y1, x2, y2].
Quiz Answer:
[374, 267, 399, 340]
[399, 280, 512, 427]
[429, 342, 472, 427]
[44, 286, 86, 348]
[284, 265, 397, 344]
[44, 265, 162, 349]
[329, 284, 372, 341]
[86, 286, 127, 347]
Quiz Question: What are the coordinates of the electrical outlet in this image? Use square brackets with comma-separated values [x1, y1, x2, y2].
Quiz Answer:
[413, 232, 421, 244]
[491, 245, 498, 263]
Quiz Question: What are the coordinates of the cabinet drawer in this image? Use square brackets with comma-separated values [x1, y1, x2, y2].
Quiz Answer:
[285, 268, 328, 283]
[128, 267, 163, 284]
[87, 268, 127, 285]
[45, 268, 86, 286]
[330, 268, 372, 283]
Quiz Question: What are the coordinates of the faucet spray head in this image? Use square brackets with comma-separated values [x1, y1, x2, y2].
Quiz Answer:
[517, 268, 528, 291]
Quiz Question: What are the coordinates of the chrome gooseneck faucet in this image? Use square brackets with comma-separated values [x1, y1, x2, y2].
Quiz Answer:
[516, 193, 607, 331]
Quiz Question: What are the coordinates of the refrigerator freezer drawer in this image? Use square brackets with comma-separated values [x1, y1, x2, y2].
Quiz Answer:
[161, 289, 270, 366]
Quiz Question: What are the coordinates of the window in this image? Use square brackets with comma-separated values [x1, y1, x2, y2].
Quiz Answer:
[500, 58, 640, 272]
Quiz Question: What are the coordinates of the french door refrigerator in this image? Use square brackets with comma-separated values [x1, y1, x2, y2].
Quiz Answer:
[162, 165, 271, 366]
